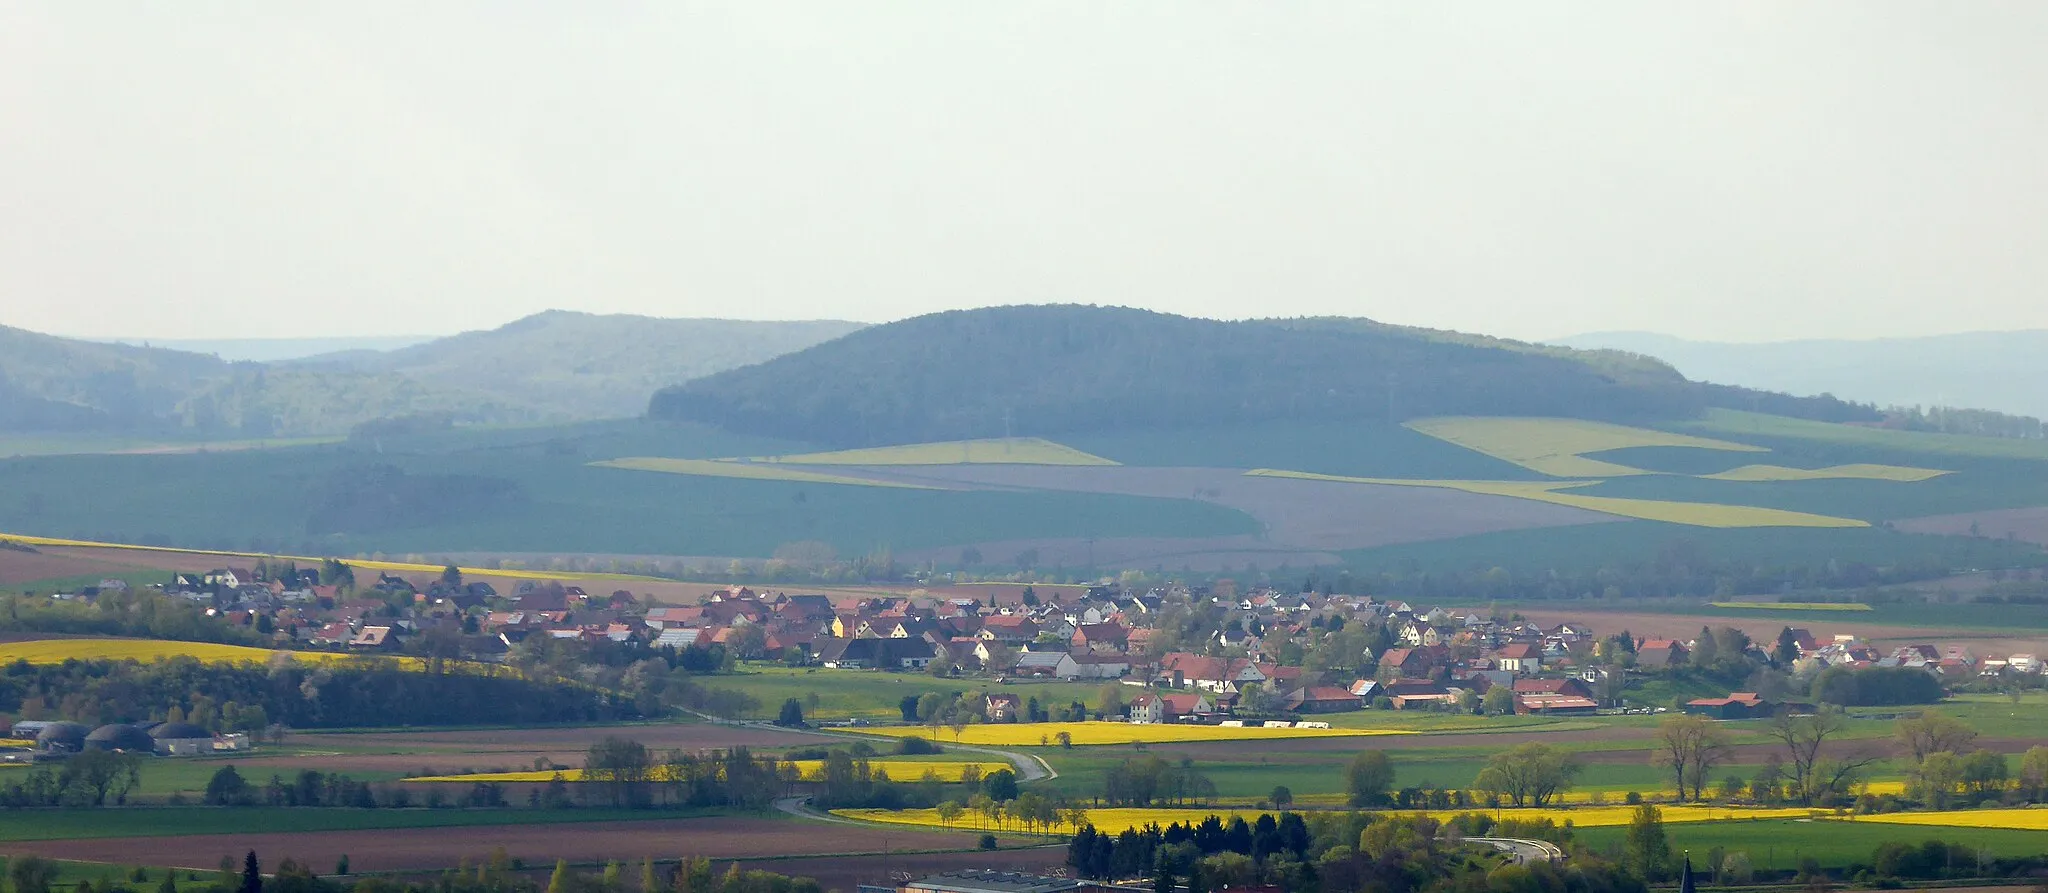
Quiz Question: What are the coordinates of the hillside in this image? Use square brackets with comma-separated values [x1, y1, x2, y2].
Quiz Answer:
[648, 305, 1873, 446]
[1557, 330, 2048, 420]
[0, 313, 864, 438]
[292, 310, 865, 420]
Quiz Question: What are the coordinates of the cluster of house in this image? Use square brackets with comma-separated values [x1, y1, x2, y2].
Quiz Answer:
[67, 570, 2037, 725]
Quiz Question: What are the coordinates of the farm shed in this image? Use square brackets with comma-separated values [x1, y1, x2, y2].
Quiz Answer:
[149, 721, 217, 755]
[1682, 692, 1773, 719]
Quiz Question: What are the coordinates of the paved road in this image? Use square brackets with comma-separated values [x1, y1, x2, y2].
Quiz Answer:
[1468, 837, 1564, 865]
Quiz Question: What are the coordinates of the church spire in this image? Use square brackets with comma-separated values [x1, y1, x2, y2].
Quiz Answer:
[1679, 852, 1696, 893]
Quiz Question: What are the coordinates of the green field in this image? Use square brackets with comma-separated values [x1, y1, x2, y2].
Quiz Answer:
[4, 410, 2046, 575]
[0, 421, 1257, 559]
[1578, 818, 2047, 871]
[1341, 523, 2048, 577]
[1682, 410, 2048, 461]
[719, 665, 1115, 722]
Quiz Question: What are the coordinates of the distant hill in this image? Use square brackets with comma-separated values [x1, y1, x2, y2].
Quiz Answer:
[0, 312, 865, 437]
[1555, 330, 2048, 419]
[96, 335, 439, 363]
[289, 311, 865, 420]
[649, 305, 1874, 446]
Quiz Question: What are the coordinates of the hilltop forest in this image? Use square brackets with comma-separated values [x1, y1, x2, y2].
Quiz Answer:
[650, 305, 1878, 446]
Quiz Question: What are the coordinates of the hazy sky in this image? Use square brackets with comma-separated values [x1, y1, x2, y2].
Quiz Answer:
[5, 4, 2046, 342]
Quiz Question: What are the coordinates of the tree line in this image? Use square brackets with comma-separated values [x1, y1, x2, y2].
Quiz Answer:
[0, 657, 639, 729]
[1067, 809, 1639, 893]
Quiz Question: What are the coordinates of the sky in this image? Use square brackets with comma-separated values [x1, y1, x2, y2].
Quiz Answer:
[4, 4, 2046, 343]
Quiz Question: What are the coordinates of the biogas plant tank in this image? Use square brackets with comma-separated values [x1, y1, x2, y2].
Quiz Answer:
[83, 723, 157, 752]
[34, 721, 88, 752]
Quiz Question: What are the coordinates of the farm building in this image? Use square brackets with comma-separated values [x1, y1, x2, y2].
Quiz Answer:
[1682, 692, 1773, 719]
[35, 721, 89, 753]
[819, 637, 935, 670]
[1126, 692, 1211, 724]
[1514, 694, 1600, 716]
[895, 869, 1130, 893]
[1286, 685, 1363, 713]
[85, 723, 157, 753]
[149, 722, 217, 755]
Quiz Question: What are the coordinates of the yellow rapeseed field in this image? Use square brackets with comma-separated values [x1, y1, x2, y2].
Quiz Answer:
[1405, 417, 1765, 478]
[834, 804, 1823, 835]
[588, 458, 931, 489]
[1842, 808, 2048, 831]
[1709, 601, 1873, 611]
[847, 722, 1408, 747]
[0, 638, 404, 667]
[411, 760, 996, 784]
[1701, 464, 1949, 483]
[1244, 470, 1866, 530]
[752, 438, 1118, 467]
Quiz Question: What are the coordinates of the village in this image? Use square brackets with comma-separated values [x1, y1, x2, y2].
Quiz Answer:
[45, 565, 2032, 729]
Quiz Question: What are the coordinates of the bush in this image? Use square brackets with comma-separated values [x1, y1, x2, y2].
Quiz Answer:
[979, 834, 998, 850]
[1624, 791, 1643, 805]
[896, 737, 943, 756]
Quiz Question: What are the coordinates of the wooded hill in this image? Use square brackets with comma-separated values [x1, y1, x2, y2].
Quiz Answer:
[0, 312, 862, 438]
[648, 305, 1876, 446]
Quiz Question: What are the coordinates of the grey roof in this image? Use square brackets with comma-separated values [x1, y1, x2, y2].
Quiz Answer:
[1014, 651, 1067, 668]
[150, 722, 213, 740]
[907, 871, 1084, 893]
[84, 723, 157, 751]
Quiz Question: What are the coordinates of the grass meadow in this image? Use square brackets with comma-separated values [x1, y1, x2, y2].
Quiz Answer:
[1578, 817, 2048, 870]
[718, 666, 1116, 722]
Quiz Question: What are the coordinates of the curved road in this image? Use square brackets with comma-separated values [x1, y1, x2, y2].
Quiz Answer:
[1468, 837, 1564, 865]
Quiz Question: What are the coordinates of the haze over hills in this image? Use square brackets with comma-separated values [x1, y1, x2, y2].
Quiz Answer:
[288, 310, 866, 421]
[0, 312, 863, 438]
[649, 305, 1877, 446]
[1557, 330, 2048, 420]
[94, 335, 439, 363]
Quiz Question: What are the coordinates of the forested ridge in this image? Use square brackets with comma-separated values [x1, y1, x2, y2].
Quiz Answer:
[649, 305, 1877, 446]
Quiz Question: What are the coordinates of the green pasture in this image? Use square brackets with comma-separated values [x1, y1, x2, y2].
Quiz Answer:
[1578, 817, 2046, 871]
[1680, 410, 2048, 462]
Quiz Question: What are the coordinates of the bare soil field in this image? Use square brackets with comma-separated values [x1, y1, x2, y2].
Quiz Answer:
[1895, 507, 2048, 547]
[301, 722, 819, 755]
[1513, 608, 2048, 654]
[0, 548, 136, 586]
[14, 817, 983, 872]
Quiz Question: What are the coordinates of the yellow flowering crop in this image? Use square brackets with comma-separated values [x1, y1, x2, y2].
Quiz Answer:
[846, 721, 1408, 747]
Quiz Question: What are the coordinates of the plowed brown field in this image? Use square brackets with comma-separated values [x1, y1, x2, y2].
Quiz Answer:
[10, 817, 983, 872]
